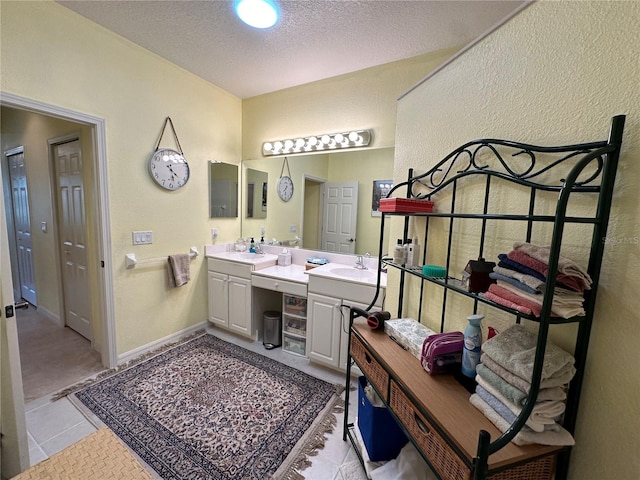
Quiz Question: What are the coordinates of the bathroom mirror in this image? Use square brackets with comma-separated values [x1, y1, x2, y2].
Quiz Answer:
[209, 161, 239, 218]
[241, 148, 393, 256]
[245, 168, 268, 219]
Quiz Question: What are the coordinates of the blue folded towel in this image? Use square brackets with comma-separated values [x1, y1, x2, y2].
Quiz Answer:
[497, 254, 546, 281]
[489, 272, 539, 294]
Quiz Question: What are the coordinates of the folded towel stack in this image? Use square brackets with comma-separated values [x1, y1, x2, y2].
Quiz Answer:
[469, 324, 576, 446]
[482, 242, 588, 318]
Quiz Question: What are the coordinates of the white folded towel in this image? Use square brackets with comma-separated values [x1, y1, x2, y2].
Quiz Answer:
[469, 394, 575, 446]
[482, 324, 575, 383]
[512, 242, 592, 288]
[481, 353, 575, 392]
[168, 253, 190, 287]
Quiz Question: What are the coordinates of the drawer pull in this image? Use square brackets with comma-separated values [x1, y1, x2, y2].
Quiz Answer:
[365, 352, 372, 364]
[414, 412, 431, 435]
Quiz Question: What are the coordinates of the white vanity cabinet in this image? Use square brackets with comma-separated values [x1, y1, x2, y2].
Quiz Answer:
[307, 275, 384, 370]
[207, 258, 255, 338]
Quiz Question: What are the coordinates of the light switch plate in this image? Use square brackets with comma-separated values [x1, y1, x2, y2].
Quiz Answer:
[132, 231, 153, 245]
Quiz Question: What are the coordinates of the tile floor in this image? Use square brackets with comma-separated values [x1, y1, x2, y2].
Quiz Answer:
[23, 325, 369, 480]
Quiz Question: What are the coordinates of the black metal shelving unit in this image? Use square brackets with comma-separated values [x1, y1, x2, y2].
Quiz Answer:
[343, 115, 626, 480]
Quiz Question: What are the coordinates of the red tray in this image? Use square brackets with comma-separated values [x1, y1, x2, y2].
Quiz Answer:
[379, 198, 434, 213]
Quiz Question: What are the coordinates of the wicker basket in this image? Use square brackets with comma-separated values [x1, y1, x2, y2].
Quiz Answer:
[350, 334, 389, 401]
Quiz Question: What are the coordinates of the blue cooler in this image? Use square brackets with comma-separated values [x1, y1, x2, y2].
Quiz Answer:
[357, 376, 408, 461]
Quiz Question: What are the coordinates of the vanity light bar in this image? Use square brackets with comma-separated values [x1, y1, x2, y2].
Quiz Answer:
[262, 129, 372, 156]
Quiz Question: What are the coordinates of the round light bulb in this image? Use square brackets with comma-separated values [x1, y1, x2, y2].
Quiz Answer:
[274, 141, 283, 151]
[348, 131, 359, 142]
[334, 133, 344, 144]
[284, 139, 294, 150]
[321, 134, 331, 145]
[295, 138, 305, 149]
[307, 136, 318, 147]
[264, 142, 273, 152]
[235, 0, 279, 29]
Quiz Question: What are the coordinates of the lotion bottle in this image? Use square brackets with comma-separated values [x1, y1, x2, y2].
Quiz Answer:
[405, 239, 414, 267]
[461, 314, 484, 378]
[412, 237, 421, 267]
[393, 239, 407, 265]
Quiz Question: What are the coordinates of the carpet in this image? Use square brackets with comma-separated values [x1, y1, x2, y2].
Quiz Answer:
[73, 334, 344, 480]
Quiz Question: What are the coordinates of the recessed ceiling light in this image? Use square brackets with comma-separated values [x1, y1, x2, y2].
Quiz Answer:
[235, 0, 279, 29]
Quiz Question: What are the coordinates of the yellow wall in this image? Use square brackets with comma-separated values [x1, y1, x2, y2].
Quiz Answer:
[0, 0, 242, 354]
[242, 47, 460, 160]
[393, 2, 639, 479]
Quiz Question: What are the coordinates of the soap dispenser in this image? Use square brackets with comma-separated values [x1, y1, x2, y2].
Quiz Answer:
[249, 237, 256, 253]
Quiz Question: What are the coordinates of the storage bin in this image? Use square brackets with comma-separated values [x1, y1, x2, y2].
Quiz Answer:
[283, 333, 306, 356]
[283, 314, 307, 336]
[357, 376, 407, 461]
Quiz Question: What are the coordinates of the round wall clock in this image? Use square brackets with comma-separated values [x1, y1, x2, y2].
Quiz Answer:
[277, 156, 294, 201]
[149, 148, 190, 191]
[277, 175, 294, 202]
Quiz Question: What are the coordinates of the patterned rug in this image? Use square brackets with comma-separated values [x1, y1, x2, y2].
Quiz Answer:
[72, 334, 344, 480]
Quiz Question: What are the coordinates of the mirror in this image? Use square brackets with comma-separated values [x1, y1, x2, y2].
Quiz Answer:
[241, 148, 393, 256]
[209, 161, 239, 218]
[245, 168, 268, 219]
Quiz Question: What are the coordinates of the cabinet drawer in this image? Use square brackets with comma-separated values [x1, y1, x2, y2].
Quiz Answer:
[208, 258, 252, 278]
[350, 334, 389, 402]
[390, 379, 470, 480]
[283, 314, 306, 336]
[252, 275, 307, 297]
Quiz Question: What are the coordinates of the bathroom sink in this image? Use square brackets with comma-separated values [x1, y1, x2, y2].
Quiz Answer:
[329, 267, 377, 281]
[209, 251, 277, 266]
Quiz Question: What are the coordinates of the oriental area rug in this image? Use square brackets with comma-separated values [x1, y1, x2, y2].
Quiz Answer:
[72, 334, 344, 480]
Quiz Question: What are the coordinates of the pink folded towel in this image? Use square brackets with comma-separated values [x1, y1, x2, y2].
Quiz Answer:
[507, 250, 586, 292]
[483, 291, 533, 316]
[488, 284, 542, 317]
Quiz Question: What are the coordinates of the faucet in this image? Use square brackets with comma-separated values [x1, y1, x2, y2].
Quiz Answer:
[254, 241, 265, 254]
[355, 254, 369, 270]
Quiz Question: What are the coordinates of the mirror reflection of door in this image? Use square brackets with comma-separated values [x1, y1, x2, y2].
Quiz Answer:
[245, 168, 267, 219]
[321, 181, 358, 253]
[209, 162, 239, 218]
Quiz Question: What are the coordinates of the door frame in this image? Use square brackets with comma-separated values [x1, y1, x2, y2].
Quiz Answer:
[3, 145, 27, 302]
[301, 174, 325, 250]
[0, 91, 116, 369]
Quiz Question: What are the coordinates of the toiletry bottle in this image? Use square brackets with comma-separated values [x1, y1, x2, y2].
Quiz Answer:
[461, 314, 484, 378]
[412, 237, 421, 267]
[249, 237, 256, 253]
[393, 239, 406, 265]
[405, 239, 414, 267]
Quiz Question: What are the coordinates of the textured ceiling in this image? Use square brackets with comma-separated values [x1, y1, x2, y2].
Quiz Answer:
[56, 0, 525, 99]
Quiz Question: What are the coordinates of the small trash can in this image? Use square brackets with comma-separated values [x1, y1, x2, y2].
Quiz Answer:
[263, 311, 282, 349]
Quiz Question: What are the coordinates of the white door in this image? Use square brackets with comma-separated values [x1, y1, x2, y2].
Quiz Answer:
[1, 161, 29, 476]
[54, 139, 92, 340]
[321, 181, 358, 253]
[7, 148, 37, 305]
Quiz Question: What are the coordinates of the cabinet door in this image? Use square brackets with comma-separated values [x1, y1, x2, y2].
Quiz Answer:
[208, 271, 228, 327]
[307, 293, 342, 368]
[228, 275, 252, 336]
[339, 299, 370, 371]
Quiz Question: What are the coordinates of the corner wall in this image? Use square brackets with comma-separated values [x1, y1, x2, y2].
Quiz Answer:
[393, 2, 639, 478]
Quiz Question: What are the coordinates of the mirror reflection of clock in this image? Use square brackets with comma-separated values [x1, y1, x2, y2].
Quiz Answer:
[149, 148, 190, 191]
[277, 176, 294, 202]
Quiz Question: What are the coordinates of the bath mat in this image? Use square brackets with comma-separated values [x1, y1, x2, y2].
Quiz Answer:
[12, 428, 153, 480]
[72, 334, 344, 480]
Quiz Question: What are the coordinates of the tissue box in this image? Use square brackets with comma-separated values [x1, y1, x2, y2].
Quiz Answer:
[277, 251, 291, 266]
[384, 318, 436, 360]
[357, 376, 407, 461]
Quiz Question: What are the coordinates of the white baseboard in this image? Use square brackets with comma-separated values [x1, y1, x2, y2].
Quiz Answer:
[35, 305, 62, 326]
[117, 321, 208, 365]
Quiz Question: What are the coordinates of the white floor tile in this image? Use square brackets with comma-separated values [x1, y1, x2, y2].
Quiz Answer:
[26, 397, 90, 444]
[40, 421, 97, 457]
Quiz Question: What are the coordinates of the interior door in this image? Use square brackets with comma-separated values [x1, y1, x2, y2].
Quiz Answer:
[54, 139, 92, 340]
[7, 148, 37, 305]
[321, 181, 358, 253]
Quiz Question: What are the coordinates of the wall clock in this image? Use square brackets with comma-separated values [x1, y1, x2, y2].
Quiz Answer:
[149, 148, 190, 190]
[149, 116, 190, 191]
[277, 156, 294, 202]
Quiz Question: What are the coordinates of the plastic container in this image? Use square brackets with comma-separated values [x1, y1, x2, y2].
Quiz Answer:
[405, 239, 414, 266]
[461, 314, 484, 378]
[357, 376, 407, 461]
[393, 239, 407, 265]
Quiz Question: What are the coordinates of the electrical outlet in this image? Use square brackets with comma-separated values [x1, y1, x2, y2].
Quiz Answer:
[132, 231, 153, 245]
[260, 226, 265, 236]
[211, 227, 218, 239]
[289, 225, 297, 233]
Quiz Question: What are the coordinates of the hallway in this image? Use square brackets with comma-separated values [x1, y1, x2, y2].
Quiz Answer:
[16, 305, 104, 403]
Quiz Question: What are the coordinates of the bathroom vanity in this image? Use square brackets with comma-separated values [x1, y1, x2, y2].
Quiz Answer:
[206, 245, 385, 370]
